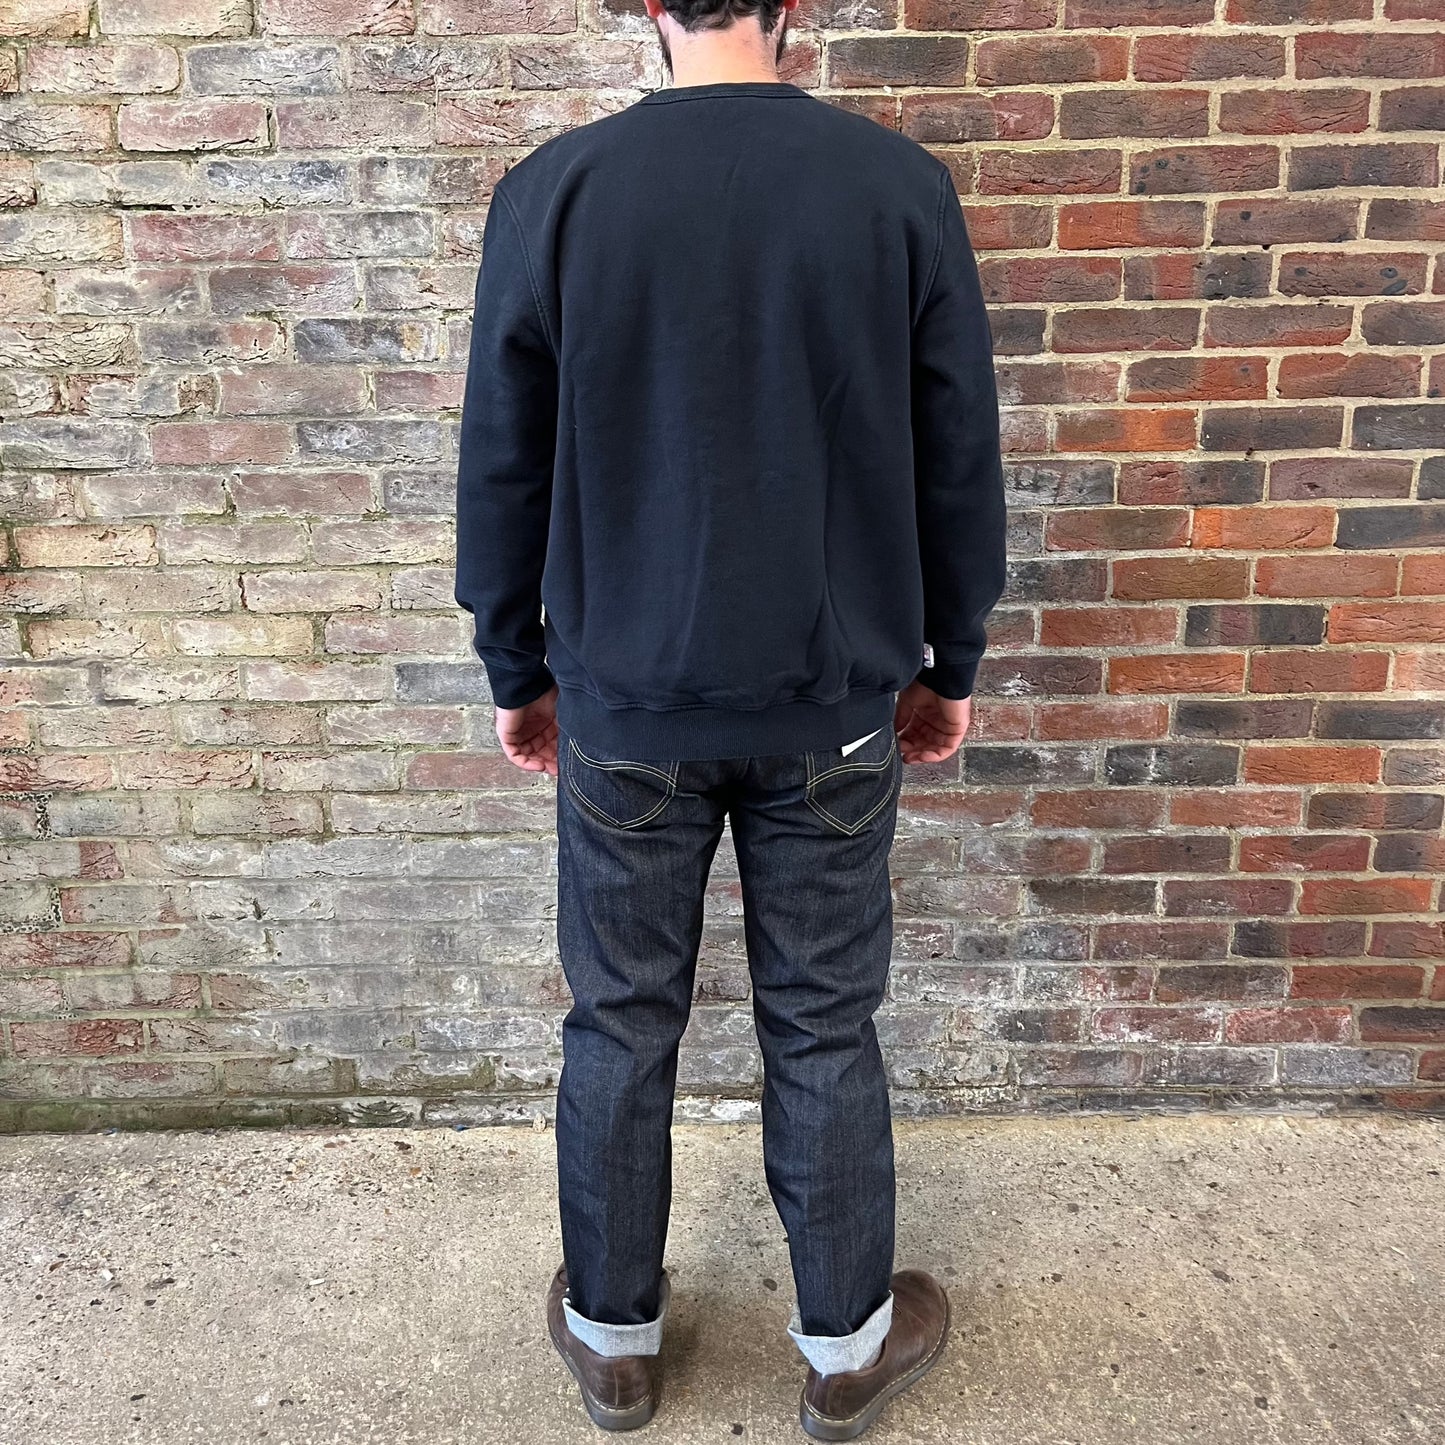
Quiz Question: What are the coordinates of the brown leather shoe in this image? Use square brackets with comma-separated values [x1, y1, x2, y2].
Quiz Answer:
[798, 1269, 950, 1441]
[546, 1265, 658, 1431]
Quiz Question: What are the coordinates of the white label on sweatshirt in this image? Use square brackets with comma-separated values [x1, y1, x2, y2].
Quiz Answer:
[841, 727, 884, 757]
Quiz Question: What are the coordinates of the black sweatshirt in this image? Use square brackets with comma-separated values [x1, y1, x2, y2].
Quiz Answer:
[455, 79, 1007, 762]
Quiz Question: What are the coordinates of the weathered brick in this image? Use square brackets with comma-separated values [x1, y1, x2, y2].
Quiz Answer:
[423, 0, 573, 33]
[128, 212, 280, 261]
[187, 42, 343, 93]
[27, 44, 182, 94]
[348, 39, 502, 91]
[286, 208, 433, 258]
[275, 97, 432, 147]
[262, 0, 415, 36]
[0, 0, 89, 36]
[0, 98, 112, 153]
[203, 157, 349, 206]
[118, 99, 268, 152]
[100, 0, 253, 37]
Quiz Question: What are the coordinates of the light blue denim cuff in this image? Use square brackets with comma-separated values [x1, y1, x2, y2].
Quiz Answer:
[563, 1273, 670, 1358]
[787, 1290, 893, 1375]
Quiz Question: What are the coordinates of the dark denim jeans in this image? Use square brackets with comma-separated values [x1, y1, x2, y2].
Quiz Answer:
[553, 714, 904, 1374]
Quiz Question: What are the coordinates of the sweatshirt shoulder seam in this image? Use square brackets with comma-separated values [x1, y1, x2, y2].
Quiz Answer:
[915, 166, 949, 329]
[496, 183, 558, 362]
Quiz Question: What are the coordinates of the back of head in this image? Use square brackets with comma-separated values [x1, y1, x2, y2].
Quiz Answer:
[658, 0, 787, 31]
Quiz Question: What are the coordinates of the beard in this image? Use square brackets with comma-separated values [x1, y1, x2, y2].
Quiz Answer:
[656, 9, 791, 80]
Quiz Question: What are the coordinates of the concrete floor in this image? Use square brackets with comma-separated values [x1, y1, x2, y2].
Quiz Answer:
[1, 1115, 1441, 1445]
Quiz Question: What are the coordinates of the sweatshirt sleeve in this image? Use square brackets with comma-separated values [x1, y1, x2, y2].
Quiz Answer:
[910, 166, 1009, 701]
[454, 185, 559, 710]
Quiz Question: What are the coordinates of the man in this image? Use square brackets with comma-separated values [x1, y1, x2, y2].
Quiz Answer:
[453, 0, 1007, 1433]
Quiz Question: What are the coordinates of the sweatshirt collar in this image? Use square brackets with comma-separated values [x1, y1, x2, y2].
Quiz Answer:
[637, 81, 812, 104]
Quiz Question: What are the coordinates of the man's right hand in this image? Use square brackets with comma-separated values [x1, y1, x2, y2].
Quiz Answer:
[893, 679, 973, 765]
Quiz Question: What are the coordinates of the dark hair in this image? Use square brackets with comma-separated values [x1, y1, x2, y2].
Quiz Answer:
[658, 0, 787, 33]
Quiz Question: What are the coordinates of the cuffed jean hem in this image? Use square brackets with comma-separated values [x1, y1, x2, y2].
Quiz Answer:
[787, 1290, 894, 1376]
[563, 1274, 671, 1358]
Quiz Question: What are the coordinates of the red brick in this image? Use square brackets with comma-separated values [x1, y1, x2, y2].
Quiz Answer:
[1038, 700, 1171, 740]
[1113, 556, 1250, 601]
[1300, 877, 1435, 915]
[1296, 31, 1445, 80]
[1279, 352, 1423, 400]
[1225, 1006, 1352, 1043]
[1248, 649, 1391, 694]
[962, 203, 1053, 250]
[1040, 607, 1177, 647]
[1329, 603, 1445, 644]
[1171, 790, 1301, 827]
[1192, 506, 1336, 550]
[1126, 355, 1267, 403]
[1371, 922, 1445, 959]
[978, 148, 1123, 196]
[1110, 654, 1245, 695]
[1032, 789, 1165, 829]
[976, 34, 1128, 87]
[1055, 409, 1197, 452]
[1219, 87, 1369, 135]
[1240, 834, 1371, 872]
[1254, 555, 1397, 599]
[1395, 652, 1445, 690]
[1292, 964, 1427, 1000]
[1059, 200, 1206, 250]
[1134, 32, 1286, 83]
[1245, 745, 1381, 784]
[1401, 555, 1445, 596]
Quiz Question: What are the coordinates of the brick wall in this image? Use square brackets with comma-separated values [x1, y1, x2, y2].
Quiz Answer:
[1, 0, 1443, 1131]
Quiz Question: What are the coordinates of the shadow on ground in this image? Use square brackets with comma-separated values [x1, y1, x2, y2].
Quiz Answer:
[2, 1114, 1442, 1444]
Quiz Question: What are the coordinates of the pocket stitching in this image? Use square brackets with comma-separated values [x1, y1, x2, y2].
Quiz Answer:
[564, 738, 678, 830]
[804, 733, 900, 836]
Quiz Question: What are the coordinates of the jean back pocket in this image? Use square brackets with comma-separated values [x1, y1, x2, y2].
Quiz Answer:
[804, 727, 900, 837]
[562, 738, 680, 830]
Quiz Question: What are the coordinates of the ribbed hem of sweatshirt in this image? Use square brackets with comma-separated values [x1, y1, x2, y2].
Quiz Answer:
[555, 684, 898, 763]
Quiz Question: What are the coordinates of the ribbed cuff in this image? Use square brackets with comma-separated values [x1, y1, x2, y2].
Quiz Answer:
[915, 657, 979, 701]
[788, 1291, 894, 1376]
[484, 658, 556, 709]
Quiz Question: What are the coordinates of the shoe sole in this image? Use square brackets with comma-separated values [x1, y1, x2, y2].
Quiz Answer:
[797, 1291, 952, 1442]
[548, 1316, 658, 1432]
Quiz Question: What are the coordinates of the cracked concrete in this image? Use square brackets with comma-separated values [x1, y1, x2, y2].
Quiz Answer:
[2, 1114, 1442, 1445]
